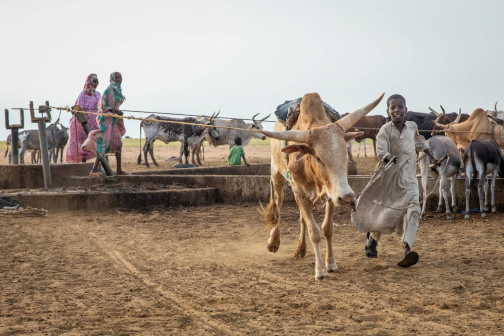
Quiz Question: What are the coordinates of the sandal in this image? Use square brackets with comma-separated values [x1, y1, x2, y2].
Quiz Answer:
[89, 172, 102, 177]
[397, 251, 420, 268]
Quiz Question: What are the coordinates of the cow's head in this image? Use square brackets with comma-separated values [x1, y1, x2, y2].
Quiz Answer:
[433, 108, 462, 141]
[262, 92, 384, 206]
[248, 113, 269, 140]
[430, 106, 460, 136]
[204, 110, 221, 140]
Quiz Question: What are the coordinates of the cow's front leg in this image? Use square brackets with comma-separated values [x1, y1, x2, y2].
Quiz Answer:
[321, 201, 337, 272]
[440, 175, 452, 220]
[183, 141, 190, 165]
[294, 213, 306, 258]
[296, 194, 328, 281]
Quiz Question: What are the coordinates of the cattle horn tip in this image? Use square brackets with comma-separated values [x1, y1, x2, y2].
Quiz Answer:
[440, 105, 446, 116]
[260, 114, 271, 122]
[429, 107, 439, 116]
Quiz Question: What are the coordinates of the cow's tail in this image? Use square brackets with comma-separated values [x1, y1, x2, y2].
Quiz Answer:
[470, 142, 478, 189]
[4, 141, 9, 158]
[259, 180, 280, 229]
[137, 121, 143, 164]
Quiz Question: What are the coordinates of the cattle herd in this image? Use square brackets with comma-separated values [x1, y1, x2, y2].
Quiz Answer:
[4, 99, 504, 225]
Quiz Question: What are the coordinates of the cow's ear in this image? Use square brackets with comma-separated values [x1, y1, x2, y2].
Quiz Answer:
[281, 144, 312, 161]
[344, 131, 364, 143]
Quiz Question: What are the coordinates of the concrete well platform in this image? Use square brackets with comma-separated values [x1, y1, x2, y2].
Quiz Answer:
[63, 174, 504, 211]
[1, 184, 217, 211]
[0, 163, 94, 189]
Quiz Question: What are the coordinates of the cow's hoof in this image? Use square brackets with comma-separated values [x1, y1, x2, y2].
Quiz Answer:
[447, 214, 452, 221]
[464, 214, 470, 220]
[436, 206, 443, 213]
[267, 244, 279, 253]
[481, 212, 487, 218]
[326, 261, 338, 273]
[294, 247, 306, 258]
[315, 271, 330, 281]
[452, 206, 458, 213]
[492, 207, 497, 213]
[154, 163, 160, 167]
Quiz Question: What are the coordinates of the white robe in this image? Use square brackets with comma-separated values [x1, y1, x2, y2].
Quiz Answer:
[351, 121, 429, 247]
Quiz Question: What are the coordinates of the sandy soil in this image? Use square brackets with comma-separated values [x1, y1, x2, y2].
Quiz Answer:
[1, 204, 503, 335]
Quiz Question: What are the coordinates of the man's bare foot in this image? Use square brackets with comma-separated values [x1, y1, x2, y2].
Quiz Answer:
[116, 171, 128, 175]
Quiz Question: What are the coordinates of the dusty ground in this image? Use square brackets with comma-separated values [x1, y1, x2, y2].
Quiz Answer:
[0, 139, 378, 175]
[1, 204, 503, 335]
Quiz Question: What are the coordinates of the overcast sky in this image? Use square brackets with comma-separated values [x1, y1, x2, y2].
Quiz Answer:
[1, 0, 503, 139]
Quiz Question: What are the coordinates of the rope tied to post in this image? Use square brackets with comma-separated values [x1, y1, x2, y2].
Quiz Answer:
[49, 106, 265, 134]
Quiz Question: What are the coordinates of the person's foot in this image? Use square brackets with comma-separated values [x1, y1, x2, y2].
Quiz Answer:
[397, 251, 420, 268]
[365, 232, 378, 258]
[89, 172, 102, 177]
[116, 170, 128, 175]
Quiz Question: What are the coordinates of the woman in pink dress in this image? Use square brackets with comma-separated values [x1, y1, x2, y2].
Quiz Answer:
[82, 72, 127, 175]
[66, 74, 101, 163]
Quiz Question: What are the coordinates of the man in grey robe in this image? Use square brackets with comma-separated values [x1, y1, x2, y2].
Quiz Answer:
[351, 94, 440, 268]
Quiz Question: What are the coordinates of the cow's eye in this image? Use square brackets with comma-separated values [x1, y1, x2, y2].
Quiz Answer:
[316, 157, 322, 163]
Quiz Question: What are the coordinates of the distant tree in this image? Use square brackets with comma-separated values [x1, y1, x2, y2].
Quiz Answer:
[125, 135, 132, 139]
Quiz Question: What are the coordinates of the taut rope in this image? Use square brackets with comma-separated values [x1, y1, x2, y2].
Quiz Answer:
[49, 106, 263, 133]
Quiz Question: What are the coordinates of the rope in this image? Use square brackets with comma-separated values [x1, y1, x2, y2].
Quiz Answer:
[348, 126, 494, 134]
[49, 106, 263, 134]
[0, 207, 48, 217]
[13, 107, 276, 123]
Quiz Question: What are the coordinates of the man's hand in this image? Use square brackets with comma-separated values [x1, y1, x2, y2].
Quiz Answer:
[384, 155, 398, 164]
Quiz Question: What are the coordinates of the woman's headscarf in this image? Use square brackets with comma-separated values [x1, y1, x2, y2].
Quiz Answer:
[83, 74, 99, 95]
[109, 72, 126, 101]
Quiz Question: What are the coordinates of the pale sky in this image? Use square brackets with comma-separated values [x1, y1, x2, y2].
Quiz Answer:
[1, 0, 503, 140]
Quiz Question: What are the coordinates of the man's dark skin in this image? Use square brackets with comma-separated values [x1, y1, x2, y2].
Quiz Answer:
[386, 98, 440, 256]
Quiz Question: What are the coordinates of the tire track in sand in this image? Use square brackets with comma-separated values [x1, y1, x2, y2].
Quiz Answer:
[73, 225, 245, 336]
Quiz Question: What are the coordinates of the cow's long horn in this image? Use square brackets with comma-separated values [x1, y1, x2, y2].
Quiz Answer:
[260, 129, 310, 144]
[252, 113, 259, 123]
[336, 93, 385, 132]
[453, 109, 462, 124]
[429, 107, 440, 116]
[434, 122, 449, 130]
[260, 114, 271, 122]
[440, 105, 446, 116]
[495, 101, 499, 112]
[215, 110, 221, 118]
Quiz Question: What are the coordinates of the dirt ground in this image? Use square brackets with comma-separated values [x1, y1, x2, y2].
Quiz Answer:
[0, 140, 379, 175]
[1, 204, 503, 335]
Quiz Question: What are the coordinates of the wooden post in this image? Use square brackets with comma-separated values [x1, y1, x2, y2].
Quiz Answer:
[30, 101, 52, 189]
[4, 108, 24, 165]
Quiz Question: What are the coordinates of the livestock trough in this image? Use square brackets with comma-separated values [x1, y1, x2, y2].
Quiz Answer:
[1, 163, 504, 212]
